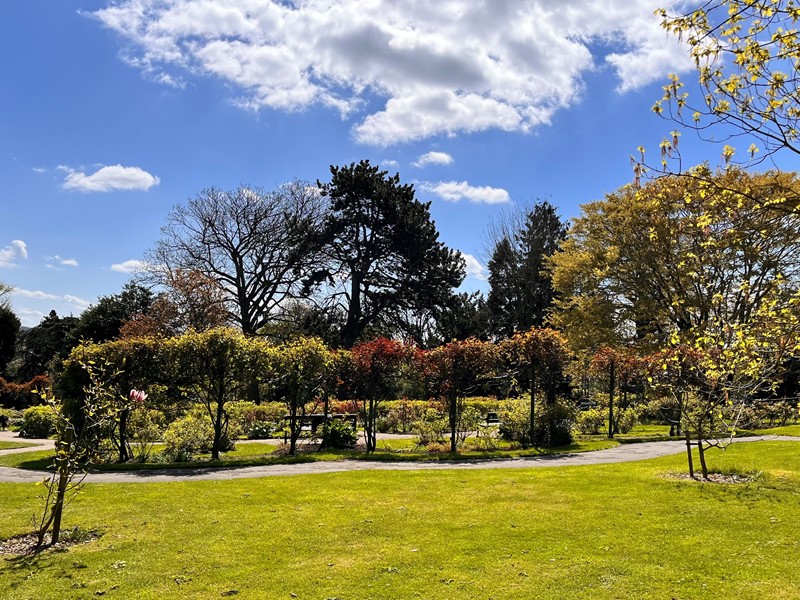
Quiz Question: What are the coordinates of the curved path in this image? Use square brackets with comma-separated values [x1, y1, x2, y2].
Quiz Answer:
[0, 432, 797, 483]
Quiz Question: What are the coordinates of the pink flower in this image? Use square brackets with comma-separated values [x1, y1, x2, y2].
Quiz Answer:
[129, 389, 148, 404]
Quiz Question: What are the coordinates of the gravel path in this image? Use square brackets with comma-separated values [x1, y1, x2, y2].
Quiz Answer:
[0, 432, 796, 484]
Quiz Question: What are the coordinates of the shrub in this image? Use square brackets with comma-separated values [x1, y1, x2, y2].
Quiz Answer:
[322, 419, 358, 449]
[162, 414, 217, 460]
[412, 408, 448, 446]
[499, 398, 575, 447]
[576, 408, 605, 435]
[463, 396, 501, 416]
[128, 408, 163, 463]
[533, 401, 575, 447]
[498, 399, 529, 445]
[19, 405, 56, 438]
[247, 421, 274, 440]
[615, 407, 638, 434]
[384, 399, 430, 433]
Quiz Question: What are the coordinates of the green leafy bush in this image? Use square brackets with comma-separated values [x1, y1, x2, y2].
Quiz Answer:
[247, 421, 274, 440]
[322, 419, 358, 449]
[162, 414, 216, 461]
[615, 407, 638, 434]
[128, 408, 163, 463]
[498, 399, 529, 445]
[533, 401, 575, 447]
[499, 398, 575, 447]
[412, 408, 448, 446]
[576, 408, 605, 435]
[19, 405, 56, 438]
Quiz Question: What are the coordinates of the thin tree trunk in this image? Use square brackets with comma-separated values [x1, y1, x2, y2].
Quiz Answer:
[608, 361, 616, 439]
[118, 408, 130, 462]
[529, 365, 537, 448]
[450, 393, 458, 453]
[212, 394, 225, 461]
[684, 429, 695, 479]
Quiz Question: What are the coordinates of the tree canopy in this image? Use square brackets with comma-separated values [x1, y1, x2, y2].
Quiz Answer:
[656, 1, 800, 171]
[151, 181, 324, 336]
[304, 160, 465, 348]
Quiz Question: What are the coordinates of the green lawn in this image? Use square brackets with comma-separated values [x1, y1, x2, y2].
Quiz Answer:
[0, 442, 798, 599]
[755, 424, 800, 436]
[0, 441, 37, 451]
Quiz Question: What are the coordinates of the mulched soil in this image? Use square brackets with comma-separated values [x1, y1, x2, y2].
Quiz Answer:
[0, 530, 100, 556]
[663, 472, 758, 484]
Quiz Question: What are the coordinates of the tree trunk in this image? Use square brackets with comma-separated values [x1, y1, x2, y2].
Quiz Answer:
[320, 391, 330, 450]
[684, 429, 695, 479]
[607, 361, 616, 439]
[118, 407, 130, 462]
[449, 393, 458, 453]
[211, 395, 225, 461]
[341, 271, 363, 349]
[529, 365, 537, 448]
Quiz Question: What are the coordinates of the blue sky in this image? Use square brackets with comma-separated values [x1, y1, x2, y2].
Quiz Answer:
[0, 1, 779, 326]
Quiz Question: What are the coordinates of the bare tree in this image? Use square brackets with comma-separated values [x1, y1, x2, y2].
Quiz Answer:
[148, 181, 325, 336]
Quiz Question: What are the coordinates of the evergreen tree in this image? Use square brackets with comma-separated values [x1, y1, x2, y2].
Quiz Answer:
[486, 201, 566, 337]
[305, 160, 465, 348]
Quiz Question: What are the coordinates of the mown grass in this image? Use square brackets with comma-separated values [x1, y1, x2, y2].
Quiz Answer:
[0, 441, 37, 451]
[1, 441, 798, 599]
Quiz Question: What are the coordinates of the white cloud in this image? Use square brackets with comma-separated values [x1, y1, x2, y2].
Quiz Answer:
[110, 259, 148, 274]
[12, 288, 90, 310]
[461, 253, 487, 281]
[59, 164, 160, 192]
[413, 151, 454, 168]
[381, 159, 399, 168]
[32, 167, 47, 174]
[89, 0, 691, 146]
[0, 240, 28, 268]
[422, 181, 510, 205]
[46, 255, 79, 268]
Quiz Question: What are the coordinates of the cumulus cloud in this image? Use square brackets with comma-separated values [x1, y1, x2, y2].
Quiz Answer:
[0, 240, 28, 268]
[89, 0, 691, 146]
[12, 288, 90, 310]
[422, 181, 510, 205]
[59, 164, 160, 192]
[461, 253, 487, 281]
[413, 151, 454, 168]
[110, 259, 148, 274]
[32, 167, 47, 174]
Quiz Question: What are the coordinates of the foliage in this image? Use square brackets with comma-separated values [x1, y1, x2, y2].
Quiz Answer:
[347, 337, 413, 451]
[615, 407, 638, 435]
[71, 282, 155, 344]
[0, 375, 51, 409]
[419, 338, 499, 451]
[500, 327, 570, 446]
[127, 408, 163, 463]
[321, 419, 358, 449]
[412, 408, 448, 446]
[162, 413, 216, 461]
[165, 328, 261, 460]
[34, 361, 122, 546]
[270, 336, 333, 455]
[304, 160, 465, 348]
[487, 201, 567, 337]
[12, 311, 79, 381]
[0, 305, 20, 376]
[576, 408, 606, 435]
[656, 1, 800, 169]
[19, 405, 56, 438]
